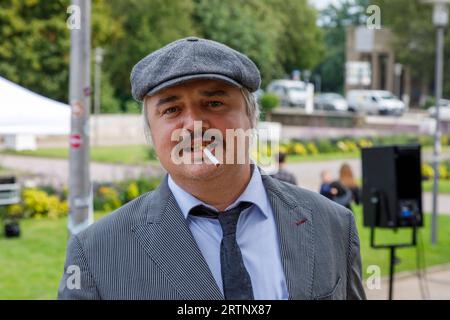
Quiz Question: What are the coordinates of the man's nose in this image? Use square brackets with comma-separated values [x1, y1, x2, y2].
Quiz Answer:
[182, 106, 211, 133]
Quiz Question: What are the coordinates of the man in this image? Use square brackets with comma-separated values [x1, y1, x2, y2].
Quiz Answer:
[270, 152, 297, 185]
[58, 37, 366, 300]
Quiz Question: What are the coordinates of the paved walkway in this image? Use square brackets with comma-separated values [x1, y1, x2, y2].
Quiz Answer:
[364, 264, 450, 300]
[0, 155, 165, 186]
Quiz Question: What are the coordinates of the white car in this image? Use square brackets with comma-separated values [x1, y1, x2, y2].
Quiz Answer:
[266, 80, 308, 107]
[346, 90, 405, 116]
[428, 99, 450, 120]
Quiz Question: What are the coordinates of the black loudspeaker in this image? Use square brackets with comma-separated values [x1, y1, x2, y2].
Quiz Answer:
[4, 222, 21, 238]
[362, 145, 423, 228]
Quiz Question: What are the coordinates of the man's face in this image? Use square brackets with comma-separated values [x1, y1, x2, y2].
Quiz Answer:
[145, 79, 252, 181]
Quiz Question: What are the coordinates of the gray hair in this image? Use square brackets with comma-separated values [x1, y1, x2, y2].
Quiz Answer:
[142, 87, 260, 145]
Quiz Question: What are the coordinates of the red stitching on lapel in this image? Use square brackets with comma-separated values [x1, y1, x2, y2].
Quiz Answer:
[295, 218, 308, 226]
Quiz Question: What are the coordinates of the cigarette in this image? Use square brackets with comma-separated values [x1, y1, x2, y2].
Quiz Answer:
[203, 147, 220, 166]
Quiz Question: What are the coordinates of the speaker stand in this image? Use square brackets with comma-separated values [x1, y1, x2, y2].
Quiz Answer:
[370, 190, 417, 300]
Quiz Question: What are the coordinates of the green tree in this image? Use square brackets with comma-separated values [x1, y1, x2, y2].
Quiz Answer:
[193, 0, 284, 87]
[0, 0, 122, 104]
[0, 0, 70, 101]
[193, 0, 324, 88]
[106, 0, 197, 107]
[0, 0, 325, 112]
[267, 0, 324, 78]
[99, 74, 121, 113]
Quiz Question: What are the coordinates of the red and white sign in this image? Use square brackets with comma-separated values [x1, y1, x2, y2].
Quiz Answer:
[70, 133, 82, 149]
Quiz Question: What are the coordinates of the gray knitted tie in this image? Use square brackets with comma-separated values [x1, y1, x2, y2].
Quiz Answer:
[190, 201, 254, 300]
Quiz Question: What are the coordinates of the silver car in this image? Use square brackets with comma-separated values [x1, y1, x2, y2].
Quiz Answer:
[266, 80, 308, 107]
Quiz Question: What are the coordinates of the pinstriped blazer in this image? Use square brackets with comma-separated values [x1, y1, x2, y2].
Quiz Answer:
[57, 172, 366, 300]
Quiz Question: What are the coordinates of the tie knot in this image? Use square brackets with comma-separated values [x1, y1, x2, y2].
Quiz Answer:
[189, 201, 253, 236]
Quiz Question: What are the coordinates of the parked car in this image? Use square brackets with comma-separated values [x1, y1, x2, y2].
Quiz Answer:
[346, 90, 405, 115]
[314, 93, 348, 112]
[266, 80, 308, 107]
[428, 99, 450, 120]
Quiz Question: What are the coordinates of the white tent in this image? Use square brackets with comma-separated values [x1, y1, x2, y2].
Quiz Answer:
[0, 76, 70, 150]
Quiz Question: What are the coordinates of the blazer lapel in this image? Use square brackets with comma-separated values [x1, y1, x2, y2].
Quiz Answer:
[261, 174, 315, 300]
[131, 175, 223, 300]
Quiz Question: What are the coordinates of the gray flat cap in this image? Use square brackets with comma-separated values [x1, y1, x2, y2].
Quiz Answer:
[130, 37, 261, 101]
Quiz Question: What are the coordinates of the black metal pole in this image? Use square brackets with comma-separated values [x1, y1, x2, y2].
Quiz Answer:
[388, 246, 395, 300]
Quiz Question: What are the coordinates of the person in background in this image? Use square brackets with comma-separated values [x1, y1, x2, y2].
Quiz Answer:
[319, 169, 337, 199]
[338, 163, 361, 210]
[320, 169, 353, 211]
[271, 152, 297, 185]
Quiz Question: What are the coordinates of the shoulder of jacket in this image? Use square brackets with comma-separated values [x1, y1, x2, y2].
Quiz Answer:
[268, 176, 353, 227]
[75, 190, 156, 244]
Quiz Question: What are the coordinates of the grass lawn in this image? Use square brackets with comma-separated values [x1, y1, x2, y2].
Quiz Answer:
[0, 212, 107, 300]
[1, 145, 360, 165]
[1, 145, 158, 165]
[0, 205, 449, 299]
[353, 205, 450, 279]
[3, 145, 449, 166]
[422, 179, 450, 194]
[287, 145, 450, 163]
[288, 151, 360, 162]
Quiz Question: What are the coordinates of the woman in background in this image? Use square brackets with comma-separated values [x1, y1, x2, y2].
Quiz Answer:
[337, 163, 361, 210]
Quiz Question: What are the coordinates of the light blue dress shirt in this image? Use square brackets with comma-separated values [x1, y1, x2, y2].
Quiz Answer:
[168, 165, 289, 300]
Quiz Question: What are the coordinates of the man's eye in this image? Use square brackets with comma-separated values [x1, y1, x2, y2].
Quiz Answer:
[207, 101, 223, 107]
[163, 106, 179, 115]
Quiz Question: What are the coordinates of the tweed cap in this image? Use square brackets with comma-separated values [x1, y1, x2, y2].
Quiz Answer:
[130, 37, 261, 102]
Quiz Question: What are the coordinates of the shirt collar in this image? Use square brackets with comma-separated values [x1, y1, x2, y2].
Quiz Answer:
[168, 165, 271, 220]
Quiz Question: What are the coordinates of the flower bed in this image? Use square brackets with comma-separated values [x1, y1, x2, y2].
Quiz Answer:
[0, 176, 162, 221]
[277, 134, 449, 157]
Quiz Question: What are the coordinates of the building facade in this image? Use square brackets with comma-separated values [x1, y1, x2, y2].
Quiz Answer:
[345, 26, 412, 107]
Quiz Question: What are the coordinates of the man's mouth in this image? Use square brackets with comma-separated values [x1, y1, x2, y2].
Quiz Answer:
[182, 136, 220, 153]
[178, 139, 221, 166]
[182, 142, 216, 153]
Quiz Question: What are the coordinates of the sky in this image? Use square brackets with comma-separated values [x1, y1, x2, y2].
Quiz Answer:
[309, 0, 342, 10]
